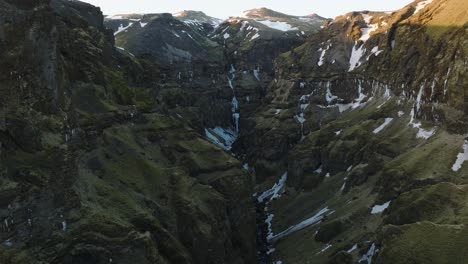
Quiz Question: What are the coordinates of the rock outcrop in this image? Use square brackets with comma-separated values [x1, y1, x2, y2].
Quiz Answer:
[1, 0, 467, 263]
[236, 0, 468, 263]
[0, 1, 256, 263]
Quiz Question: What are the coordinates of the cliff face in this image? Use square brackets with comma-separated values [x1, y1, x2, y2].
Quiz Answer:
[235, 0, 468, 263]
[104, 9, 324, 151]
[236, 0, 467, 182]
[1, 0, 467, 263]
[0, 1, 256, 263]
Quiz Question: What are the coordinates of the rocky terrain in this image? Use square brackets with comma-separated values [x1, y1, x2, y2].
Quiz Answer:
[0, 0, 467, 263]
[0, 0, 255, 263]
[236, 0, 468, 263]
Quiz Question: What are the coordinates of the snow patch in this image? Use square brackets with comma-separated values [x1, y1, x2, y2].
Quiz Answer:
[253, 68, 261, 81]
[258, 172, 288, 203]
[408, 86, 436, 139]
[250, 33, 260, 41]
[371, 201, 391, 214]
[347, 244, 358, 253]
[114, 23, 133, 36]
[368, 46, 383, 59]
[349, 42, 366, 71]
[409, 109, 435, 139]
[205, 127, 238, 150]
[318, 81, 369, 112]
[107, 15, 124, 20]
[359, 24, 379, 42]
[172, 31, 181, 38]
[316, 244, 332, 255]
[362, 14, 373, 24]
[359, 14, 379, 42]
[359, 243, 379, 264]
[373, 118, 393, 134]
[452, 140, 468, 172]
[318, 42, 332, 66]
[270, 207, 331, 241]
[256, 20, 298, 31]
[314, 166, 323, 174]
[414, 0, 434, 15]
[3, 239, 12, 247]
[416, 85, 424, 112]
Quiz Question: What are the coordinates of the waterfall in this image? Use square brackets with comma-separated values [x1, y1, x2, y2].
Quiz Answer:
[228, 64, 240, 132]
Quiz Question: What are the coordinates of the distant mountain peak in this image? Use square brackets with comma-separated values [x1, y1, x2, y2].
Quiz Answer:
[173, 10, 206, 18]
[173, 10, 221, 26]
[240, 7, 291, 19]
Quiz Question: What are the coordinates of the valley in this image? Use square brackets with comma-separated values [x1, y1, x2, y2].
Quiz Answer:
[0, 0, 467, 263]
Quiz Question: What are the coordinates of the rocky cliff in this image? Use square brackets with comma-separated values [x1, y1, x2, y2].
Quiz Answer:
[236, 0, 468, 263]
[0, 1, 255, 263]
[1, 0, 467, 263]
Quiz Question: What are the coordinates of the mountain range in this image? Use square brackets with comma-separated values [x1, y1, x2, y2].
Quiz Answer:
[0, 0, 467, 263]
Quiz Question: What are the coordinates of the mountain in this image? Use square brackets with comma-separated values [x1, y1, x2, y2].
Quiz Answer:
[239, 7, 325, 32]
[0, 0, 467, 263]
[0, 1, 255, 263]
[103, 8, 326, 142]
[173, 10, 222, 27]
[236, 0, 468, 263]
[105, 11, 221, 36]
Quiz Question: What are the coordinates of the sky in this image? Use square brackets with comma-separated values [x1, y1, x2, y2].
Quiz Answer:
[79, 0, 415, 19]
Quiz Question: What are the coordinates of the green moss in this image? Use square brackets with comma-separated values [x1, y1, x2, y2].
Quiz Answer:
[385, 183, 468, 225]
[103, 68, 135, 106]
[315, 219, 349, 243]
[41, 132, 63, 148]
[380, 222, 468, 264]
[0, 249, 33, 264]
[383, 131, 463, 180]
[72, 84, 118, 113]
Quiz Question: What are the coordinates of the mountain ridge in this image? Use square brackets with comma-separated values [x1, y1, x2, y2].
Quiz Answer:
[0, 0, 467, 263]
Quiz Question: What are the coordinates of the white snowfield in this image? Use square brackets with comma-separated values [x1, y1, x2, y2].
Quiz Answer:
[114, 23, 133, 36]
[348, 14, 382, 71]
[316, 243, 332, 255]
[269, 207, 331, 242]
[409, 108, 436, 139]
[368, 46, 383, 58]
[255, 20, 299, 31]
[257, 172, 288, 203]
[347, 244, 358, 253]
[359, 15, 379, 42]
[318, 81, 370, 113]
[407, 85, 436, 139]
[250, 33, 260, 41]
[359, 243, 378, 264]
[204, 127, 238, 150]
[373, 118, 393, 134]
[452, 141, 468, 172]
[371, 201, 391, 214]
[106, 15, 126, 20]
[414, 0, 434, 15]
[349, 43, 366, 71]
[318, 42, 332, 66]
